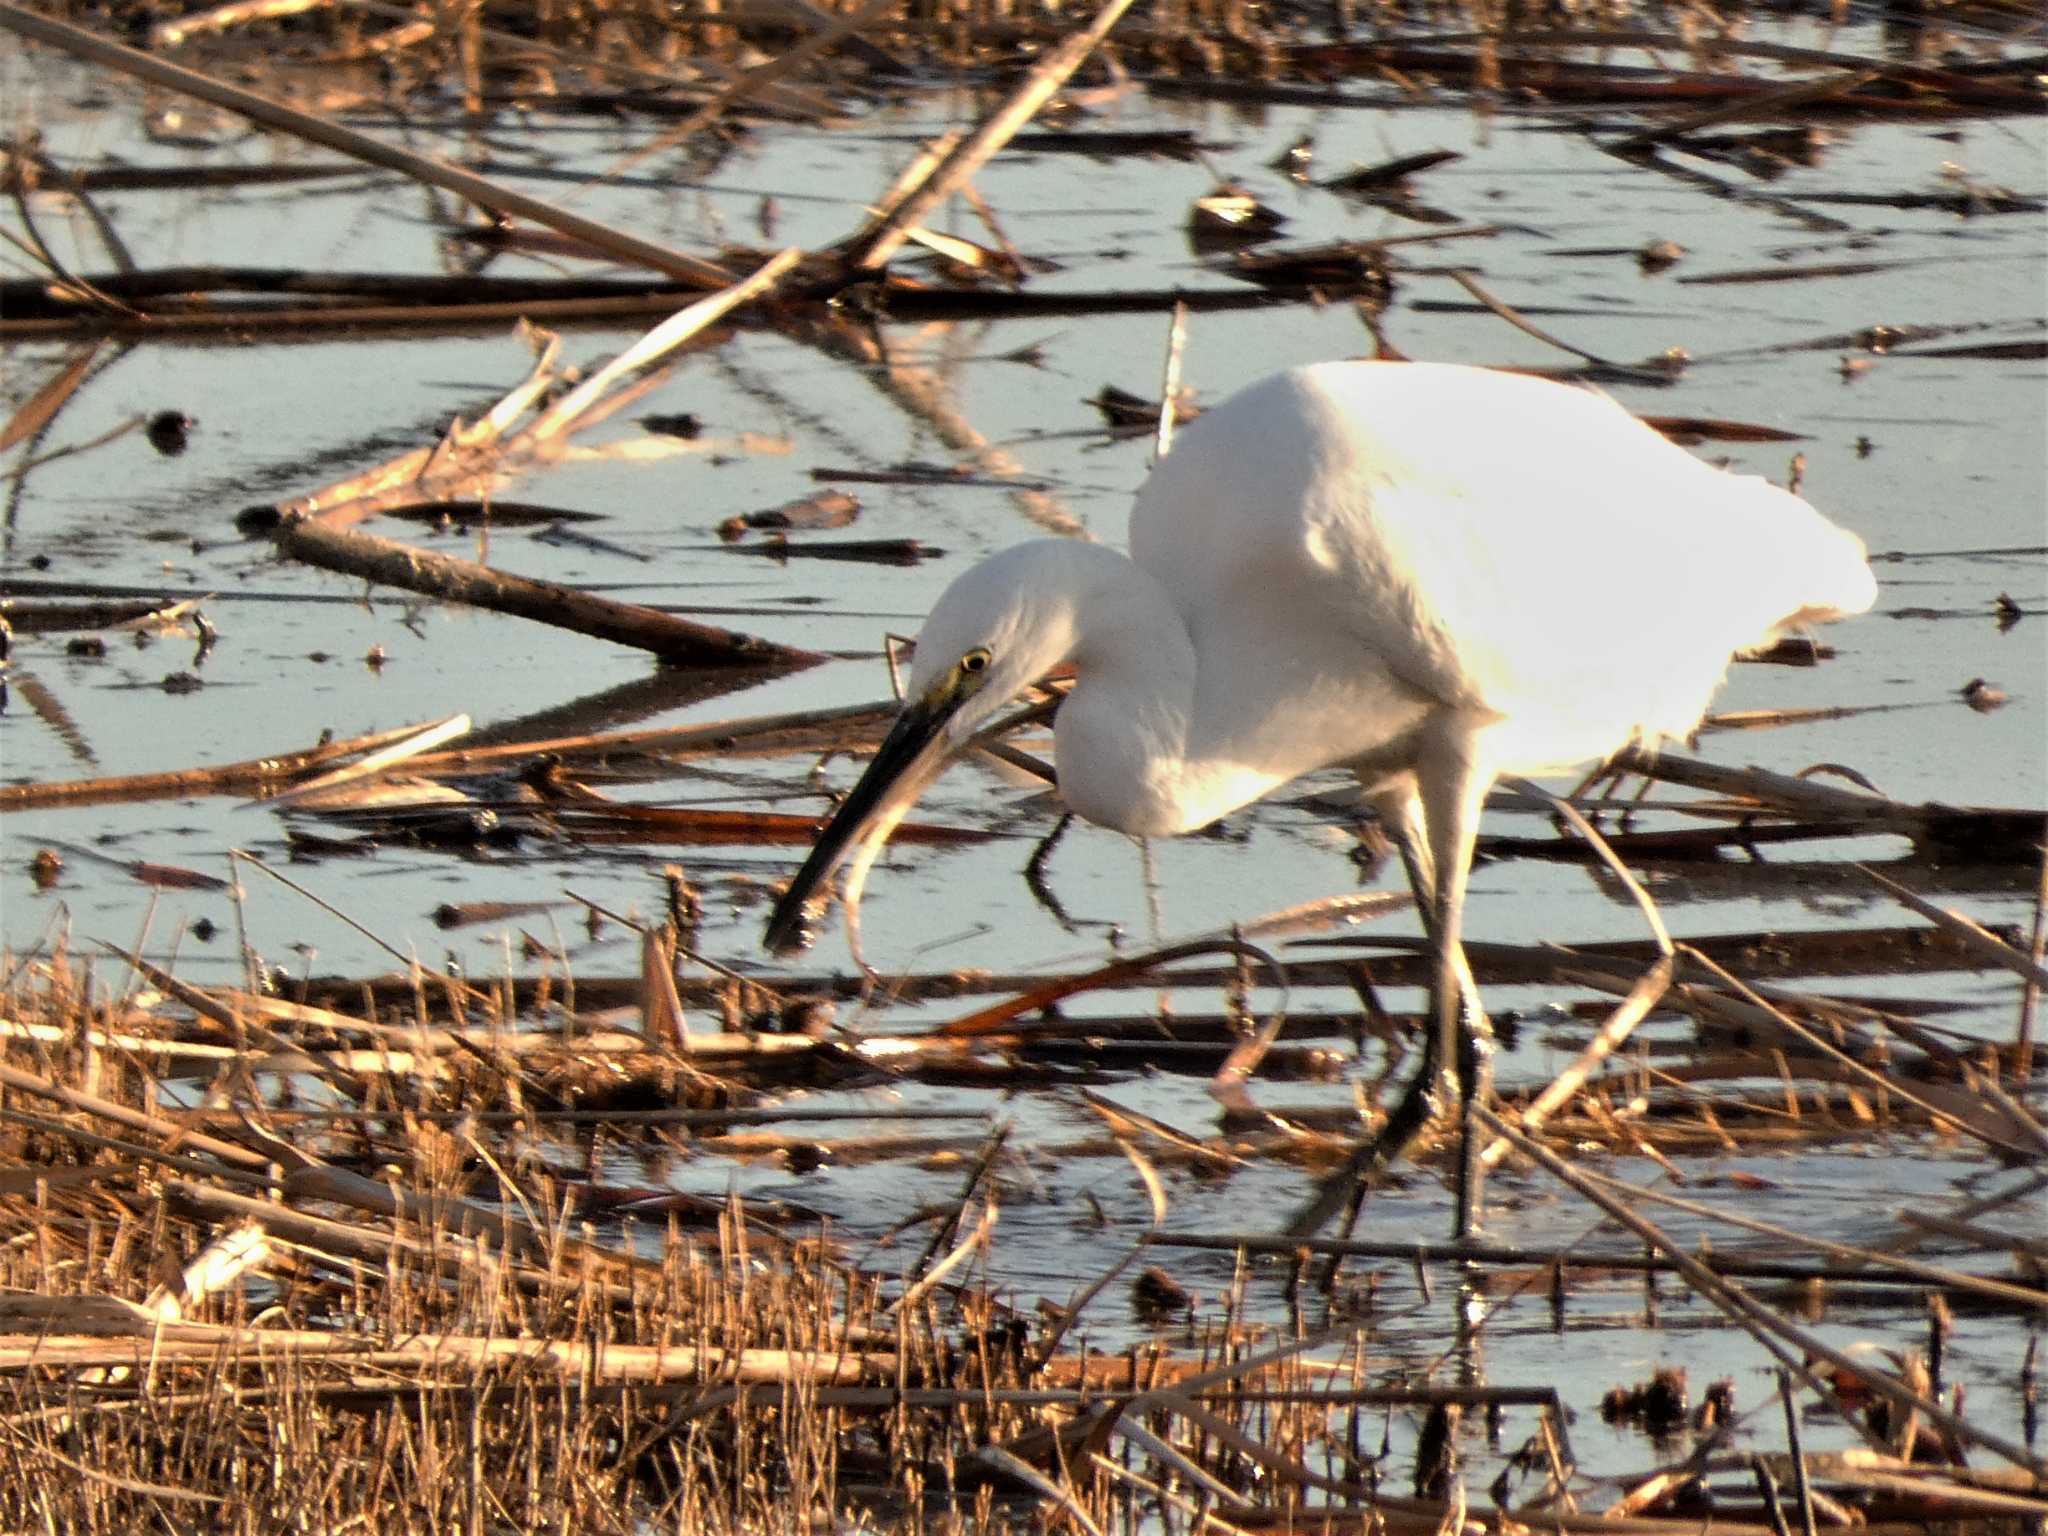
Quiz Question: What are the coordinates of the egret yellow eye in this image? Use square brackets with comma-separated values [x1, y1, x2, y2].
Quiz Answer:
[960, 648, 991, 676]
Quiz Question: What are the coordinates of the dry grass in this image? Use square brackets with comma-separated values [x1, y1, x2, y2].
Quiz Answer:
[0, 951, 1364, 1531]
[3, 934, 2042, 1529]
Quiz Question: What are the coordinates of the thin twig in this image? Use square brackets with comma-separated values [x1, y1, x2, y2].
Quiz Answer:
[1477, 1104, 2048, 1476]
[849, 0, 1138, 270]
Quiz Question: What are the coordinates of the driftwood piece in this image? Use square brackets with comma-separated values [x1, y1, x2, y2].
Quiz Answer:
[271, 514, 819, 668]
[0, 596, 176, 633]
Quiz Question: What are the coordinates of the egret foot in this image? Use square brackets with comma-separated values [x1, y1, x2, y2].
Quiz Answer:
[1284, 976, 1492, 1244]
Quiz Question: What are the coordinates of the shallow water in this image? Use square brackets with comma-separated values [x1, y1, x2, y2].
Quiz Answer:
[3, 26, 2044, 1484]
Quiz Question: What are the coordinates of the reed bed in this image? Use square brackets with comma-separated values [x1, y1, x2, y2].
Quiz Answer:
[3, 888, 2044, 1526]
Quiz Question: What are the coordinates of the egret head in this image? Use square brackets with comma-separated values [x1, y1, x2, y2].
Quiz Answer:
[762, 543, 1082, 954]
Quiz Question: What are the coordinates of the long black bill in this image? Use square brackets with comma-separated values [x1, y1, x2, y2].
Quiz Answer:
[762, 692, 963, 953]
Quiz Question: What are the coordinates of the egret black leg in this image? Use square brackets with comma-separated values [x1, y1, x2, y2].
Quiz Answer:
[1381, 779, 1496, 1241]
[1451, 973, 1496, 1240]
[1284, 783, 1491, 1242]
[1309, 1023, 1449, 1242]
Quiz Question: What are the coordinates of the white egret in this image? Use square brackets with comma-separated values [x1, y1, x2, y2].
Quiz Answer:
[764, 360, 1878, 1237]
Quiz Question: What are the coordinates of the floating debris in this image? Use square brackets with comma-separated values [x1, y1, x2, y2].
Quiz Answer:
[718, 489, 861, 541]
[1960, 676, 2009, 711]
[1185, 181, 1287, 247]
[1601, 1367, 1691, 1436]
[144, 408, 193, 455]
[1636, 237, 1684, 272]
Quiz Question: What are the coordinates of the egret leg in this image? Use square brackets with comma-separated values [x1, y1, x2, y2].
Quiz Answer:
[1386, 790, 1468, 1216]
[1382, 790, 1489, 1082]
[1282, 795, 1432, 1241]
[1283, 778, 1490, 1243]
[1413, 723, 1497, 1241]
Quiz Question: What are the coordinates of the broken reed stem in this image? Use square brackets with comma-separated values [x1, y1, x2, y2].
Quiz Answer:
[0, 339, 102, 453]
[1029, 1237, 1150, 1373]
[0, 1323, 889, 1384]
[259, 714, 471, 809]
[1480, 778, 1674, 1168]
[515, 248, 801, 442]
[2018, 841, 2047, 1086]
[0, 697, 898, 814]
[1679, 944, 2039, 1160]
[911, 1124, 1009, 1277]
[216, 856, 425, 976]
[0, 1103, 274, 1190]
[1613, 68, 1886, 150]
[0, 1060, 271, 1171]
[890, 1191, 997, 1315]
[240, 250, 822, 665]
[1858, 863, 2048, 990]
[0, 716, 460, 812]
[850, 0, 1139, 270]
[1564, 1162, 2048, 1312]
[1154, 299, 1189, 461]
[934, 936, 1288, 1040]
[1145, 1230, 2040, 1299]
[1444, 268, 1662, 378]
[1617, 746, 2047, 853]
[1475, 1104, 2048, 1478]
[1777, 1367, 1823, 1536]
[596, 0, 900, 181]
[0, 3, 735, 287]
[107, 943, 376, 1104]
[1477, 954, 1669, 1170]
